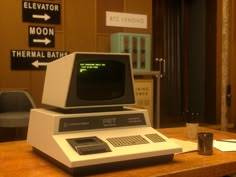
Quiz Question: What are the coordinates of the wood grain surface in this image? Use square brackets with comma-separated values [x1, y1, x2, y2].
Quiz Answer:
[0, 127, 236, 177]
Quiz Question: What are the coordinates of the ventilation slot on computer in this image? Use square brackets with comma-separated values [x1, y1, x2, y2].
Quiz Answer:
[107, 135, 149, 147]
[145, 134, 166, 143]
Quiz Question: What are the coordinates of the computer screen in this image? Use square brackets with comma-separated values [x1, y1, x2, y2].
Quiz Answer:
[42, 52, 135, 110]
[78, 60, 125, 100]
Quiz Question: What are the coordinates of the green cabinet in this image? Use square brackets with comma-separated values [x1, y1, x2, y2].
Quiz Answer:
[111, 33, 151, 71]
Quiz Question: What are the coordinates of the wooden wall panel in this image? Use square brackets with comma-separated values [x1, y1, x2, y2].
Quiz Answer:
[0, 0, 31, 90]
[216, 0, 222, 124]
[0, 0, 152, 107]
[96, 0, 152, 52]
[64, 0, 96, 52]
[96, 34, 110, 52]
[125, 0, 152, 34]
[30, 71, 45, 107]
[230, 0, 236, 126]
[97, 0, 124, 34]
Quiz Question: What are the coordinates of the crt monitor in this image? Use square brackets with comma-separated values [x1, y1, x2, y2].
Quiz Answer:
[42, 52, 136, 110]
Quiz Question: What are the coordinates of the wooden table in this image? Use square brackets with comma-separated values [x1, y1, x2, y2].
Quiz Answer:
[0, 127, 236, 177]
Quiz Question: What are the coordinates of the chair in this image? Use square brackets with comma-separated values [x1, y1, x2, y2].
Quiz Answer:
[0, 90, 36, 140]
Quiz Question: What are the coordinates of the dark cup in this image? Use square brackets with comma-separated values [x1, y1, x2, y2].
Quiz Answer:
[198, 132, 214, 155]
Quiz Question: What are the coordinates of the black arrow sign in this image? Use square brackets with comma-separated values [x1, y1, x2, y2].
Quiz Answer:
[11, 50, 69, 70]
[22, 1, 61, 24]
[28, 26, 55, 47]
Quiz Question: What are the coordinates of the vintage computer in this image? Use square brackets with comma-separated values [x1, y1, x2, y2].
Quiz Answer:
[27, 52, 182, 175]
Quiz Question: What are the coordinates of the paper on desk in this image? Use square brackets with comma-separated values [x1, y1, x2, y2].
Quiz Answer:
[213, 139, 236, 152]
[170, 138, 198, 153]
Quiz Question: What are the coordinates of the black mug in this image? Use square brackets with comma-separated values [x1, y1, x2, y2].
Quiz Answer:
[198, 132, 214, 155]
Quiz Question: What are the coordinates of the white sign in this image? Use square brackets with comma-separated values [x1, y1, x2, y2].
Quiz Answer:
[106, 11, 147, 29]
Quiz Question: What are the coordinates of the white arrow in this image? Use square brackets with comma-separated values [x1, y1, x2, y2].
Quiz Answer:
[33, 38, 51, 45]
[32, 14, 51, 21]
[32, 60, 48, 68]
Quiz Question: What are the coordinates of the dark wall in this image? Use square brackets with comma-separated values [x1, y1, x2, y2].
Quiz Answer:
[188, 0, 216, 123]
[188, 0, 206, 121]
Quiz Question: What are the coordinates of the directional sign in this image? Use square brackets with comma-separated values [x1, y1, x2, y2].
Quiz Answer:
[28, 26, 55, 47]
[11, 50, 69, 70]
[22, 1, 61, 24]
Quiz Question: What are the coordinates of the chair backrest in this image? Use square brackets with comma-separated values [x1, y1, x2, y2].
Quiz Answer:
[0, 90, 36, 112]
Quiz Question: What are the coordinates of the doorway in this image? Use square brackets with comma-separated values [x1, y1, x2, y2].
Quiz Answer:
[152, 0, 217, 127]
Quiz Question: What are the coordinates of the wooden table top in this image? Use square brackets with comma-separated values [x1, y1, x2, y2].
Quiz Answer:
[0, 127, 236, 177]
